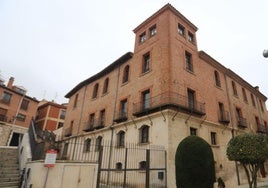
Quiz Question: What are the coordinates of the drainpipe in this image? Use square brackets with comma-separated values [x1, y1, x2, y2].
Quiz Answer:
[72, 85, 87, 159]
[107, 64, 121, 184]
[224, 73, 240, 185]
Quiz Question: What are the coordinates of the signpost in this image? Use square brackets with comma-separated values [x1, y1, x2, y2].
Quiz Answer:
[44, 149, 57, 167]
[43, 149, 57, 188]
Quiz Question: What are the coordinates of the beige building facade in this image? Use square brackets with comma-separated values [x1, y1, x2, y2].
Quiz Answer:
[62, 4, 268, 187]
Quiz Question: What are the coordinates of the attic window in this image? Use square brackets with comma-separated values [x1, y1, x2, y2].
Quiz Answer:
[188, 32, 195, 43]
[139, 32, 146, 43]
[149, 25, 157, 37]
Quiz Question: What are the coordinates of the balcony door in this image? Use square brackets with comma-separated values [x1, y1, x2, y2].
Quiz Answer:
[187, 89, 195, 110]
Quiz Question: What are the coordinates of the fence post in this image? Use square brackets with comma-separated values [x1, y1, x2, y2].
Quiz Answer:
[96, 146, 103, 188]
[145, 149, 150, 188]
[123, 148, 128, 187]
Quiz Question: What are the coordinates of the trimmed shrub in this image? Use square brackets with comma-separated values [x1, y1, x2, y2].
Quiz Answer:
[175, 136, 215, 188]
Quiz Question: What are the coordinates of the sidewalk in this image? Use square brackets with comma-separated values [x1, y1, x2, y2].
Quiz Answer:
[235, 181, 268, 188]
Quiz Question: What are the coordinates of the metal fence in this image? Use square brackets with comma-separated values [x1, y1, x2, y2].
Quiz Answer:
[56, 137, 167, 188]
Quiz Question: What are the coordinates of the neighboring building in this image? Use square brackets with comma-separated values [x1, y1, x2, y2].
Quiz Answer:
[61, 4, 268, 187]
[35, 100, 67, 131]
[0, 77, 39, 146]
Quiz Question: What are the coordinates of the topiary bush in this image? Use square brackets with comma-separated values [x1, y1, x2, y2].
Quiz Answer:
[175, 135, 215, 188]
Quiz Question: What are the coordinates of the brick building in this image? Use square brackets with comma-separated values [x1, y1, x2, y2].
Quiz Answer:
[61, 4, 268, 187]
[0, 77, 39, 146]
[35, 100, 67, 131]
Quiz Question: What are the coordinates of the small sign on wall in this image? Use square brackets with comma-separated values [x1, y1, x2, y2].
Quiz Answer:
[44, 149, 57, 167]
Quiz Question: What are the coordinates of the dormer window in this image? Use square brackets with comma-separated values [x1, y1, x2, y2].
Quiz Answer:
[139, 32, 146, 43]
[188, 32, 195, 43]
[149, 25, 157, 37]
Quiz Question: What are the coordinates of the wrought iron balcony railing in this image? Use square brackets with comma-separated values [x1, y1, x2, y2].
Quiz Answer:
[83, 119, 105, 132]
[133, 92, 205, 117]
[64, 127, 72, 137]
[257, 124, 267, 134]
[113, 110, 128, 123]
[0, 114, 7, 122]
[83, 121, 94, 132]
[237, 117, 247, 128]
[218, 110, 230, 124]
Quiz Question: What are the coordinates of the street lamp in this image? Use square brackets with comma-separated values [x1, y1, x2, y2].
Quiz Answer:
[263, 50, 268, 58]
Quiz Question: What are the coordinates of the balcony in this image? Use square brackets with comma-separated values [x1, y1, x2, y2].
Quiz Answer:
[113, 111, 128, 123]
[83, 120, 105, 132]
[0, 114, 7, 122]
[64, 127, 72, 137]
[218, 111, 230, 124]
[83, 122, 94, 132]
[257, 124, 267, 134]
[237, 117, 247, 128]
[133, 92, 206, 117]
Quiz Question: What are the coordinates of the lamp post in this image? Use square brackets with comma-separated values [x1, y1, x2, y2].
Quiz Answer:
[263, 50, 268, 58]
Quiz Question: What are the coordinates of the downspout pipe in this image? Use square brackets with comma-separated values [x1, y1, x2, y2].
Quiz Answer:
[72, 85, 87, 159]
[224, 73, 240, 185]
[107, 64, 121, 184]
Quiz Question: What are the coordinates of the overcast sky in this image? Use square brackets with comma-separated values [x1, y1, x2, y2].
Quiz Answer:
[1, 0, 268, 104]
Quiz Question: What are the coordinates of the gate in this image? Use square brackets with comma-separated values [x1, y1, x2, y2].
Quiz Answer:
[97, 142, 167, 188]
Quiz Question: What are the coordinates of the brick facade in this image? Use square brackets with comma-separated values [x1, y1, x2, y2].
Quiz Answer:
[62, 4, 268, 187]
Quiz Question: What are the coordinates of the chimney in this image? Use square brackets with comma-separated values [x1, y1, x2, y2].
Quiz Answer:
[7, 77, 14, 88]
[255, 86, 259, 91]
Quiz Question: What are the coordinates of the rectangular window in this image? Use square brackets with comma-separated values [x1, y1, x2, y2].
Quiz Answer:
[190, 127, 197, 136]
[60, 110, 66, 119]
[211, 132, 217, 145]
[142, 53, 150, 73]
[120, 99, 128, 118]
[188, 32, 195, 43]
[251, 94, 256, 107]
[73, 94, 78, 108]
[259, 100, 264, 112]
[0, 107, 8, 122]
[142, 90, 150, 110]
[100, 110, 105, 126]
[1, 92, 12, 104]
[178, 24, 185, 36]
[187, 89, 195, 110]
[20, 99, 29, 110]
[139, 32, 146, 43]
[58, 122, 63, 128]
[17, 113, 26, 122]
[214, 71, 221, 87]
[219, 102, 224, 120]
[149, 25, 157, 37]
[89, 113, 95, 126]
[255, 116, 260, 125]
[232, 81, 238, 96]
[242, 88, 248, 102]
[185, 52, 193, 72]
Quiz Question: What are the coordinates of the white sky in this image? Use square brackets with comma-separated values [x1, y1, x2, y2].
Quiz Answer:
[1, 0, 268, 104]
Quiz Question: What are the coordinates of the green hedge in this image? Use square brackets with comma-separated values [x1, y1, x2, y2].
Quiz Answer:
[175, 136, 215, 188]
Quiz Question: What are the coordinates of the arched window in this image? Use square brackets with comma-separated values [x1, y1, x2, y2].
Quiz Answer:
[95, 136, 102, 151]
[92, 83, 99, 99]
[116, 162, 123, 170]
[214, 70, 221, 87]
[84, 138, 91, 152]
[140, 125, 149, 143]
[231, 81, 237, 96]
[122, 65, 129, 83]
[103, 78, 109, 94]
[139, 161, 147, 170]
[117, 131, 125, 147]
